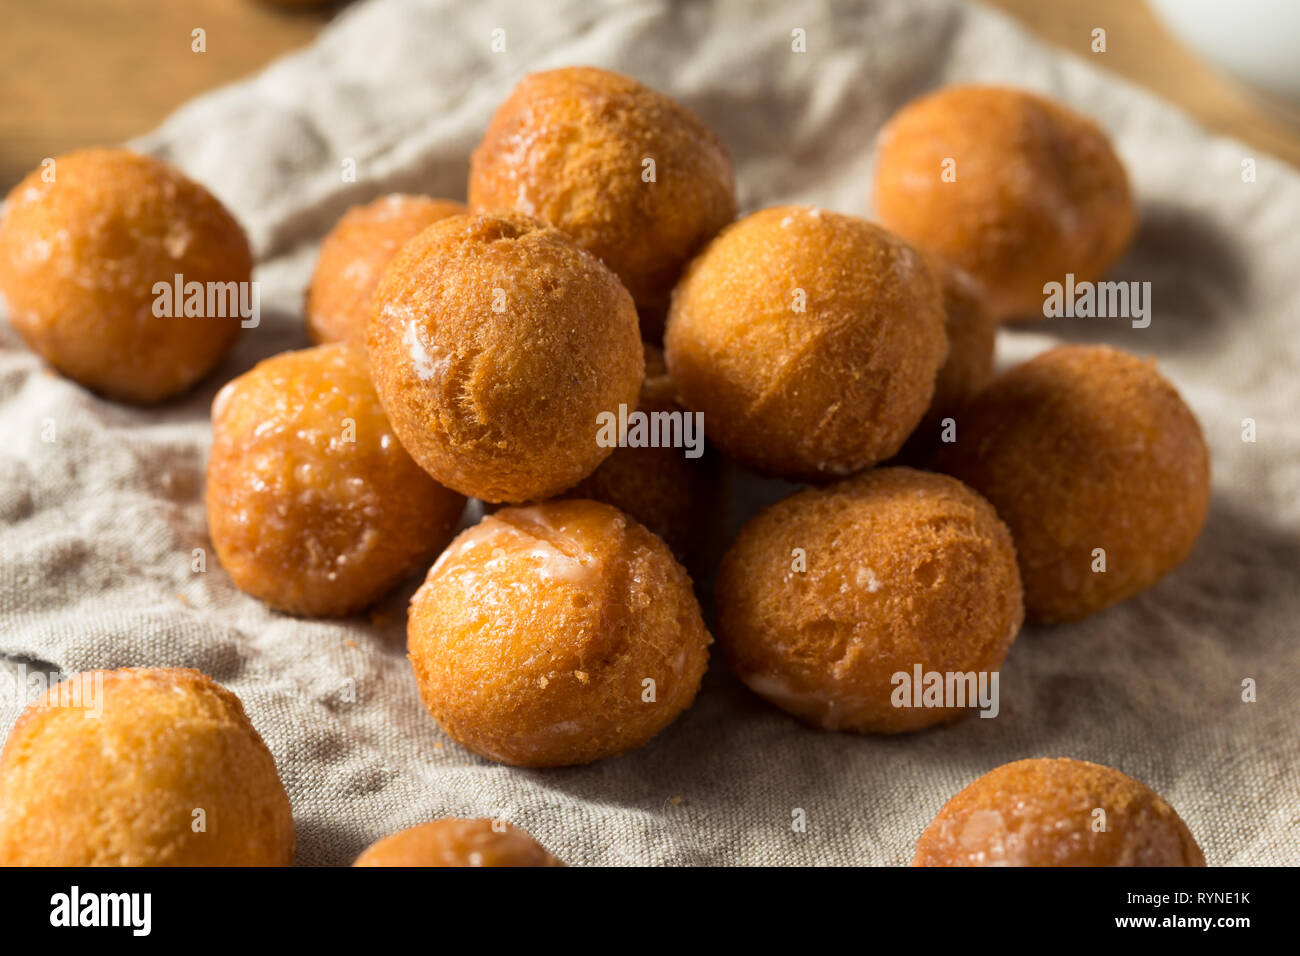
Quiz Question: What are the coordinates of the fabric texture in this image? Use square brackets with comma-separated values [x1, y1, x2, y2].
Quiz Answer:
[1, 0, 1297, 866]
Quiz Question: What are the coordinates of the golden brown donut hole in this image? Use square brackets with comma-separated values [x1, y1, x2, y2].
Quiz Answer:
[367, 212, 644, 503]
[0, 668, 294, 866]
[557, 344, 729, 578]
[0, 148, 252, 403]
[934, 344, 1210, 623]
[874, 85, 1137, 321]
[408, 499, 711, 767]
[206, 343, 465, 617]
[305, 193, 466, 348]
[469, 66, 737, 335]
[715, 467, 1023, 733]
[353, 818, 562, 867]
[913, 757, 1206, 866]
[897, 254, 997, 461]
[665, 206, 948, 482]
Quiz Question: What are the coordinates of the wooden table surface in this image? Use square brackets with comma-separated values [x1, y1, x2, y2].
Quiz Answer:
[2, 0, 1298, 191]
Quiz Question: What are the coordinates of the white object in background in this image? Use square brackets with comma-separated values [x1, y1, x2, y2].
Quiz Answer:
[1148, 0, 1300, 119]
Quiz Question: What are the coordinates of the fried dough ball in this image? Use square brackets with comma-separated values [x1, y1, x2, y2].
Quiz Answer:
[934, 345, 1210, 623]
[715, 467, 1022, 733]
[305, 194, 466, 347]
[469, 66, 737, 333]
[0, 148, 251, 403]
[664, 206, 947, 481]
[898, 256, 997, 459]
[206, 343, 465, 616]
[353, 819, 562, 867]
[913, 758, 1206, 866]
[408, 499, 711, 767]
[0, 668, 294, 866]
[873, 86, 1137, 320]
[561, 344, 729, 575]
[367, 212, 643, 503]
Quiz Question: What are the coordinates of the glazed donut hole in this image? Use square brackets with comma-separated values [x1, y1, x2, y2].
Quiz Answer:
[896, 254, 997, 461]
[206, 342, 466, 617]
[367, 211, 644, 504]
[517, 343, 730, 578]
[913, 757, 1206, 866]
[715, 467, 1023, 734]
[934, 344, 1210, 623]
[469, 66, 738, 336]
[407, 498, 712, 767]
[873, 85, 1137, 321]
[353, 818, 563, 867]
[305, 193, 467, 348]
[471, 332, 732, 576]
[664, 205, 948, 482]
[0, 148, 252, 403]
[0, 668, 294, 866]
[481, 345, 730, 577]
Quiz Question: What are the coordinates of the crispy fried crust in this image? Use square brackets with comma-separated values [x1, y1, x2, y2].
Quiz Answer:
[561, 344, 729, 576]
[665, 206, 947, 480]
[715, 467, 1023, 733]
[305, 194, 466, 347]
[934, 345, 1210, 623]
[0, 148, 251, 402]
[354, 818, 563, 867]
[469, 66, 736, 333]
[913, 757, 1206, 866]
[206, 343, 465, 616]
[0, 668, 294, 866]
[408, 499, 711, 767]
[874, 86, 1136, 320]
[367, 212, 644, 503]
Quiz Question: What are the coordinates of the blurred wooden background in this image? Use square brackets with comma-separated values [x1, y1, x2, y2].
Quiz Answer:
[2, 0, 1298, 190]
